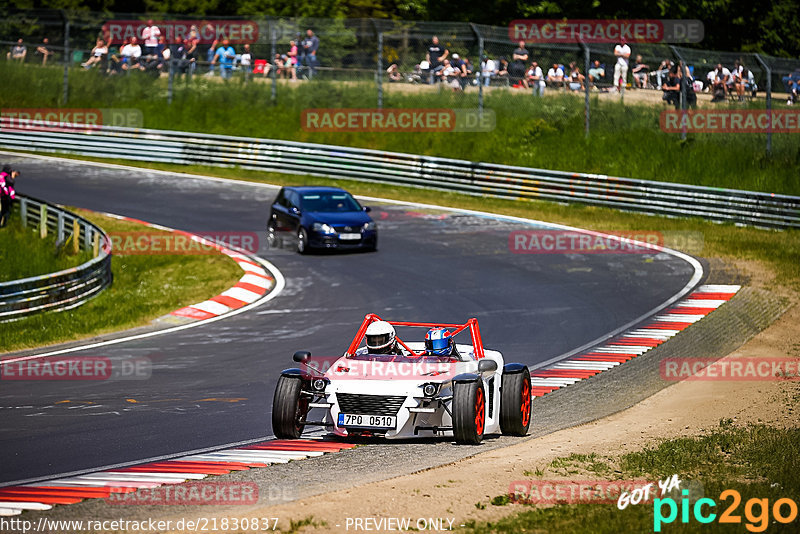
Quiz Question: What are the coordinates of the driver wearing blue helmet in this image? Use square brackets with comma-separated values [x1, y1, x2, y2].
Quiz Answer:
[424, 327, 458, 358]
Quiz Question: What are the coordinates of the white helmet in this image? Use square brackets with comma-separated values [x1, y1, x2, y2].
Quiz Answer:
[365, 320, 396, 353]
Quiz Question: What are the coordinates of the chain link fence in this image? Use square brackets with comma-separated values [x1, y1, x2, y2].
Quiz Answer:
[2, 9, 800, 158]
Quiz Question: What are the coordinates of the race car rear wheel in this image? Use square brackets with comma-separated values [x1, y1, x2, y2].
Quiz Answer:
[272, 375, 309, 439]
[452, 380, 485, 445]
[500, 367, 532, 436]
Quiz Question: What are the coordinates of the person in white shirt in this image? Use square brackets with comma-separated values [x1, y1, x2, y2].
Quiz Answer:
[613, 39, 631, 93]
[81, 38, 107, 69]
[121, 37, 143, 71]
[527, 61, 545, 95]
[481, 56, 497, 87]
[439, 59, 461, 91]
[141, 20, 161, 56]
[239, 43, 252, 79]
[546, 63, 564, 89]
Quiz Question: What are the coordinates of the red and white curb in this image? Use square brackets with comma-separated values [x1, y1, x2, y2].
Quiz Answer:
[0, 436, 354, 515]
[102, 214, 275, 322]
[529, 284, 742, 397]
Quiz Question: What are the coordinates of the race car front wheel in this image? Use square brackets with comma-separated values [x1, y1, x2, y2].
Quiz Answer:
[452, 380, 485, 445]
[500, 367, 532, 436]
[272, 375, 309, 439]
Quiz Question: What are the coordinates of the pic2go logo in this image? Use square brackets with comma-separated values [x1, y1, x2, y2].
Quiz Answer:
[654, 489, 799, 532]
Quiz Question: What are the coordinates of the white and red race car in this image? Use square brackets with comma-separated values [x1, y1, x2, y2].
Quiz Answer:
[272, 314, 532, 444]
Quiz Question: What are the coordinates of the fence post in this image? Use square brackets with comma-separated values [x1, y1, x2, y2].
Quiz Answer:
[61, 11, 70, 105]
[377, 31, 383, 109]
[40, 204, 47, 239]
[470, 23, 484, 115]
[581, 41, 590, 138]
[57, 211, 65, 243]
[167, 56, 174, 105]
[73, 218, 80, 254]
[755, 54, 772, 156]
[20, 197, 28, 227]
[270, 19, 277, 104]
[680, 61, 688, 141]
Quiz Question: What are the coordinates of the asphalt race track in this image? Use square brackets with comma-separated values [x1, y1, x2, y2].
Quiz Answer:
[0, 154, 700, 485]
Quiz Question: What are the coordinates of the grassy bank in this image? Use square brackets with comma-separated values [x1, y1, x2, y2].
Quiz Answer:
[0, 216, 92, 282]
[465, 420, 800, 533]
[0, 209, 243, 353]
[1, 62, 798, 195]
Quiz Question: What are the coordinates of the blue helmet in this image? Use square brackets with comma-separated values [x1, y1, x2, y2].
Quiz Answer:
[425, 328, 454, 356]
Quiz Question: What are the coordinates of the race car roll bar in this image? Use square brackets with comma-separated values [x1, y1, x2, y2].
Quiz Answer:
[345, 313, 485, 359]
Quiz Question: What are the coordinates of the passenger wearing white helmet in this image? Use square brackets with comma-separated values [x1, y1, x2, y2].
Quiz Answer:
[365, 320, 402, 355]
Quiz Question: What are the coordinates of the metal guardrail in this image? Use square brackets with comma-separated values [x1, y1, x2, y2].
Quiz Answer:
[0, 124, 798, 229]
[0, 195, 112, 321]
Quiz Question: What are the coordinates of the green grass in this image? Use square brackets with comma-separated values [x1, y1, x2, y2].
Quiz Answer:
[2, 62, 799, 195]
[0, 209, 243, 353]
[464, 420, 800, 533]
[0, 215, 92, 282]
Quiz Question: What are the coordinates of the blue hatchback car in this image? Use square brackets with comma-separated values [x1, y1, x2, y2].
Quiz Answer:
[267, 186, 378, 253]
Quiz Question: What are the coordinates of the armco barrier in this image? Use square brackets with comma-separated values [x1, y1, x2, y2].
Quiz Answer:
[0, 195, 112, 321]
[0, 124, 798, 228]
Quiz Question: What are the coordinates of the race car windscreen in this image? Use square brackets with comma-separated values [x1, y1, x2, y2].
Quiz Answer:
[301, 193, 362, 213]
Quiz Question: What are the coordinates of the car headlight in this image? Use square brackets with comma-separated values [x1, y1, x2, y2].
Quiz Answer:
[363, 221, 377, 231]
[421, 383, 439, 398]
[312, 222, 336, 234]
[311, 378, 329, 392]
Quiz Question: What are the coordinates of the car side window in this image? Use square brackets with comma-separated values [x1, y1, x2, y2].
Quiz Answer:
[288, 191, 301, 211]
[275, 189, 288, 208]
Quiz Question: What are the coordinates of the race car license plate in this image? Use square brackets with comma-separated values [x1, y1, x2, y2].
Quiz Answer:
[338, 233, 361, 240]
[338, 413, 396, 428]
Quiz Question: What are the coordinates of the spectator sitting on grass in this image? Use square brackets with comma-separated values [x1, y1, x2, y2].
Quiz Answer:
[710, 63, 730, 102]
[656, 58, 673, 88]
[438, 59, 462, 91]
[588, 60, 605, 88]
[35, 38, 53, 66]
[450, 53, 468, 88]
[7, 39, 26, 62]
[240, 44, 253, 79]
[527, 61, 545, 96]
[662, 65, 681, 107]
[787, 79, 798, 105]
[546, 63, 564, 88]
[120, 37, 144, 71]
[387, 63, 403, 82]
[497, 57, 509, 82]
[82, 38, 107, 69]
[568, 62, 585, 92]
[632, 55, 649, 88]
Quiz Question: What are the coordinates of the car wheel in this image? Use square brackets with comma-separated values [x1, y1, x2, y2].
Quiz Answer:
[272, 375, 309, 439]
[297, 227, 309, 254]
[500, 367, 531, 436]
[452, 380, 485, 445]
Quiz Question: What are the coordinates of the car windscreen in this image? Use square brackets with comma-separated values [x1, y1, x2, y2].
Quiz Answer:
[348, 353, 457, 363]
[300, 192, 361, 213]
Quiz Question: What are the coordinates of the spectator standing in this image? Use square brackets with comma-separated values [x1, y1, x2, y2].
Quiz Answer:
[35, 38, 53, 66]
[205, 25, 219, 75]
[240, 43, 253, 80]
[7, 39, 26, 62]
[426, 36, 448, 84]
[480, 55, 497, 86]
[185, 27, 199, 75]
[212, 38, 236, 80]
[0, 166, 18, 228]
[510, 40, 528, 87]
[632, 55, 649, 88]
[301, 29, 319, 79]
[142, 20, 161, 57]
[287, 40, 299, 80]
[613, 38, 631, 93]
[527, 61, 545, 95]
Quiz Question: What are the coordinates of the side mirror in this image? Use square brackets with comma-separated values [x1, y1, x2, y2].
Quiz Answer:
[293, 351, 311, 363]
[478, 359, 498, 374]
[363, 206, 371, 213]
[290, 206, 300, 215]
